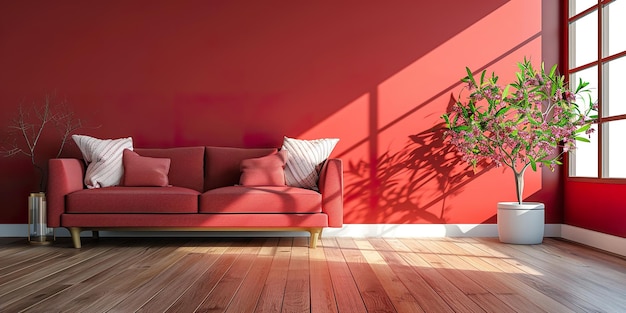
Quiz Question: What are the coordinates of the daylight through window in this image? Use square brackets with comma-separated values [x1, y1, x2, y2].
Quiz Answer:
[568, 0, 626, 179]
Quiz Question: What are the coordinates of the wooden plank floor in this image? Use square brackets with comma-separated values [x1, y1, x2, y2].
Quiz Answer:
[1, 236, 625, 313]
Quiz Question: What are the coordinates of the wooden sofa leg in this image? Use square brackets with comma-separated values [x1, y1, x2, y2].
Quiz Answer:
[309, 228, 322, 249]
[69, 227, 82, 249]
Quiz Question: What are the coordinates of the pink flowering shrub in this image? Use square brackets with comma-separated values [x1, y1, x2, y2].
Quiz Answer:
[441, 58, 597, 204]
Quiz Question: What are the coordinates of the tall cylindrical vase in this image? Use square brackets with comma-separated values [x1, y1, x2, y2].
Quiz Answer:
[28, 192, 54, 245]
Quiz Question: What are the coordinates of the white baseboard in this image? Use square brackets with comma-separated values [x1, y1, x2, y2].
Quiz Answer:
[0, 223, 560, 238]
[323, 223, 561, 238]
[0, 224, 26, 237]
[561, 225, 626, 257]
[2, 223, 622, 257]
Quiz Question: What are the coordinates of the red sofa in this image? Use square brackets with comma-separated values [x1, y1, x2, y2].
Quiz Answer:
[47, 146, 343, 248]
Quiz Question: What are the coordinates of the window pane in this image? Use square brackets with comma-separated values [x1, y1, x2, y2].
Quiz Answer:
[606, 120, 626, 178]
[570, 123, 598, 177]
[603, 56, 626, 117]
[603, 0, 626, 57]
[569, 11, 598, 68]
[570, 65, 598, 114]
[570, 0, 597, 17]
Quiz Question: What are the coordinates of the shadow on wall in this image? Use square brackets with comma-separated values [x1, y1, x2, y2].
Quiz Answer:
[336, 25, 549, 224]
[342, 94, 495, 224]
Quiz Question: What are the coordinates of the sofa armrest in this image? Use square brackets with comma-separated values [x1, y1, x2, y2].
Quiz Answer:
[47, 159, 85, 227]
[318, 158, 343, 227]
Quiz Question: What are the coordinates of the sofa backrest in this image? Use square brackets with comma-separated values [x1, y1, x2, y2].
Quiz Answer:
[204, 146, 277, 191]
[134, 147, 205, 192]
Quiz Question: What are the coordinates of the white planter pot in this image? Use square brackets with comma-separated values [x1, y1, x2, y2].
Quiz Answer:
[497, 202, 545, 244]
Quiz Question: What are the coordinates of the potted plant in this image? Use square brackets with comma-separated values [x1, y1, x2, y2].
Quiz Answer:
[441, 58, 597, 244]
[1, 94, 82, 244]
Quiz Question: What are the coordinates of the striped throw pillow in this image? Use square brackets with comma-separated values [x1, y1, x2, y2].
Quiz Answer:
[282, 136, 339, 190]
[72, 135, 133, 188]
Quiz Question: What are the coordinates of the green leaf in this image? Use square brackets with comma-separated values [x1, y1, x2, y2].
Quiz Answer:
[442, 114, 450, 127]
[495, 106, 512, 117]
[575, 124, 591, 134]
[530, 157, 537, 171]
[465, 67, 477, 86]
[480, 70, 486, 85]
[502, 84, 511, 99]
[574, 136, 591, 143]
[575, 79, 589, 93]
[550, 82, 558, 97]
[549, 64, 557, 78]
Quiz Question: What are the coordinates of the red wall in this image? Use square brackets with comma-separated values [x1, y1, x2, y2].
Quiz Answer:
[564, 181, 626, 238]
[0, 1, 563, 226]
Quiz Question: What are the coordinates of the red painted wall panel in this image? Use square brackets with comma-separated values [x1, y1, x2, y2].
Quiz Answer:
[564, 181, 626, 238]
[0, 1, 562, 225]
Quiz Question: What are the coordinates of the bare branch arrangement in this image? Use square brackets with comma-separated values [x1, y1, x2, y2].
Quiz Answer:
[2, 94, 83, 191]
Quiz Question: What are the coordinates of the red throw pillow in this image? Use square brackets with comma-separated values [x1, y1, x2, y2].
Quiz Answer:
[239, 150, 287, 186]
[122, 149, 171, 187]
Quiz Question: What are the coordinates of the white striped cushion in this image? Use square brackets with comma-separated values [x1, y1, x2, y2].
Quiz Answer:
[72, 135, 133, 188]
[282, 136, 339, 190]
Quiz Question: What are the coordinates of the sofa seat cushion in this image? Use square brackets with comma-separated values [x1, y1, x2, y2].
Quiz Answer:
[66, 186, 200, 214]
[199, 186, 322, 214]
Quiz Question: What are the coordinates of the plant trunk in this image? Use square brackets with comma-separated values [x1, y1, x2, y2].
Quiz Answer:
[514, 166, 528, 205]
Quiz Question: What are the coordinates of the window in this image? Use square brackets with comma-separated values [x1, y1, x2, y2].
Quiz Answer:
[568, 0, 626, 179]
